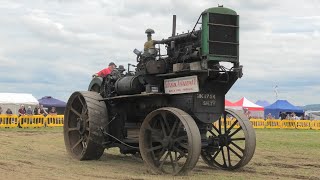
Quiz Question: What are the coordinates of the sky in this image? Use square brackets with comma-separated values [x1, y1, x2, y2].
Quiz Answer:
[0, 0, 319, 106]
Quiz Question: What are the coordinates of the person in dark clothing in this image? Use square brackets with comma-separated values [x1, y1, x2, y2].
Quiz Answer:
[280, 112, 287, 120]
[33, 105, 40, 115]
[49, 107, 57, 115]
[39, 105, 48, 116]
[6, 108, 13, 115]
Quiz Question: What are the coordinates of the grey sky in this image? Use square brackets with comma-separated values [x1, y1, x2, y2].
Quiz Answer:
[0, 0, 319, 106]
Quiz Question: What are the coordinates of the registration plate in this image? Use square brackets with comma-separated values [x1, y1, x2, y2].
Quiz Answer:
[196, 93, 216, 106]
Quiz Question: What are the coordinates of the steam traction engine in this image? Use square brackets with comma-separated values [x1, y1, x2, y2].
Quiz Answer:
[64, 6, 256, 175]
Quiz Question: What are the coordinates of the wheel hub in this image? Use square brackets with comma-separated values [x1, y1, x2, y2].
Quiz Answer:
[162, 137, 174, 150]
[76, 117, 86, 135]
[218, 134, 229, 147]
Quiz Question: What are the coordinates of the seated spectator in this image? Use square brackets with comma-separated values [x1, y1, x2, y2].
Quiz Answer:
[33, 105, 40, 115]
[6, 108, 13, 115]
[26, 106, 33, 115]
[18, 105, 26, 116]
[267, 113, 273, 119]
[39, 105, 48, 116]
[49, 107, 57, 115]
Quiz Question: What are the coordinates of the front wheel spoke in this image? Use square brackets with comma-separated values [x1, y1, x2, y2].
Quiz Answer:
[159, 119, 167, 136]
[231, 137, 245, 141]
[146, 125, 162, 137]
[159, 151, 170, 169]
[161, 112, 171, 133]
[168, 120, 178, 138]
[211, 149, 221, 160]
[227, 146, 232, 167]
[229, 127, 242, 137]
[227, 120, 238, 133]
[221, 147, 227, 166]
[71, 107, 82, 118]
[147, 145, 163, 153]
[218, 117, 222, 134]
[176, 141, 188, 150]
[208, 130, 217, 137]
[71, 137, 84, 151]
[230, 141, 244, 153]
[212, 125, 221, 135]
[175, 121, 182, 136]
[173, 146, 187, 159]
[223, 112, 227, 133]
[155, 149, 166, 161]
[174, 135, 188, 142]
[228, 145, 243, 159]
[169, 152, 175, 172]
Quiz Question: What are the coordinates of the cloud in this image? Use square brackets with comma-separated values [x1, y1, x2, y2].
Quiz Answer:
[0, 0, 319, 106]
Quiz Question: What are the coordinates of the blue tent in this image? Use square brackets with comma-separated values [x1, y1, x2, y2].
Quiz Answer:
[264, 100, 304, 119]
[38, 96, 66, 114]
[38, 96, 66, 107]
[255, 100, 270, 107]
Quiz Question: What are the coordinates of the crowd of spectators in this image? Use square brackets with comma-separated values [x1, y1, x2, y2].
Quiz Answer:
[0, 104, 57, 116]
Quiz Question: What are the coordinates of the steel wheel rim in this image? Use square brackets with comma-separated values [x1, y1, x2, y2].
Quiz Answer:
[201, 109, 256, 170]
[64, 92, 90, 159]
[139, 107, 201, 175]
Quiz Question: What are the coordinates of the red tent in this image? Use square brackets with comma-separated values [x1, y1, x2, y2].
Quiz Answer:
[233, 97, 264, 111]
[225, 99, 235, 106]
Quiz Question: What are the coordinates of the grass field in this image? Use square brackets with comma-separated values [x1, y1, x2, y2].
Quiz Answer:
[0, 128, 319, 180]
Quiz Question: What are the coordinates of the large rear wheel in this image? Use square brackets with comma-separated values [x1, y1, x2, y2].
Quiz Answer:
[139, 107, 201, 175]
[64, 91, 108, 160]
[201, 109, 256, 170]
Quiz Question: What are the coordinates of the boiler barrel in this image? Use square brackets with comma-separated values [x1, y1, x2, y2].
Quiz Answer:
[115, 76, 144, 95]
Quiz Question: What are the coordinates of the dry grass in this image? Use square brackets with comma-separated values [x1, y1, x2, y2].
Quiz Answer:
[0, 128, 319, 180]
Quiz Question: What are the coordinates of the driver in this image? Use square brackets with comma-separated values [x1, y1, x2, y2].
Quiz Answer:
[93, 62, 117, 78]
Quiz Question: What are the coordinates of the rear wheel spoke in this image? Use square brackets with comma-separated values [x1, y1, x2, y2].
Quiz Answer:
[68, 127, 78, 132]
[70, 107, 81, 118]
[72, 137, 83, 151]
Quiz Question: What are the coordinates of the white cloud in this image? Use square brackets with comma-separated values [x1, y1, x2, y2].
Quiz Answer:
[0, 0, 319, 106]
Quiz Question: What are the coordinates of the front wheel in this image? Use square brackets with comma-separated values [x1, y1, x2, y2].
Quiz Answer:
[139, 107, 201, 175]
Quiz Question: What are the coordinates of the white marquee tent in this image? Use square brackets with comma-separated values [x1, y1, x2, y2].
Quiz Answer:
[0, 93, 39, 114]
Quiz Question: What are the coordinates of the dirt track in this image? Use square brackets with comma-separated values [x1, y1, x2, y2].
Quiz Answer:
[0, 128, 319, 180]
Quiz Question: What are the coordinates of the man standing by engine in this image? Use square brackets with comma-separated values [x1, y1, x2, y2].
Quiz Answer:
[93, 62, 117, 78]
